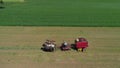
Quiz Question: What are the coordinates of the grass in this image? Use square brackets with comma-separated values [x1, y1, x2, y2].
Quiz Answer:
[0, 0, 120, 26]
[0, 26, 120, 68]
[2, 0, 24, 2]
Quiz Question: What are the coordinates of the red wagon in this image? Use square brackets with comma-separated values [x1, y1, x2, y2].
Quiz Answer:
[75, 38, 88, 52]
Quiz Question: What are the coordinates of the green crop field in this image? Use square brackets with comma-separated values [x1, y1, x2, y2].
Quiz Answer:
[1, 0, 24, 2]
[0, 0, 120, 26]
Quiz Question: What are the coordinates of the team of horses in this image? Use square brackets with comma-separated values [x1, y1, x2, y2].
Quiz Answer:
[42, 37, 88, 52]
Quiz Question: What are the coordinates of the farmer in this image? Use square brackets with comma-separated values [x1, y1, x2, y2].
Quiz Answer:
[63, 41, 68, 47]
[60, 41, 71, 51]
[75, 38, 79, 43]
[75, 37, 87, 42]
[75, 36, 82, 43]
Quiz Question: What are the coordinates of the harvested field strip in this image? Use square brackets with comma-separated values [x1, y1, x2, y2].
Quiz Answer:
[0, 27, 120, 68]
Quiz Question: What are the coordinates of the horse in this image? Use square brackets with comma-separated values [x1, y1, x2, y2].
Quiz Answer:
[42, 40, 56, 52]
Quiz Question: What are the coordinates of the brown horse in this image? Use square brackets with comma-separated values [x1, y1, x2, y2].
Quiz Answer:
[42, 40, 56, 52]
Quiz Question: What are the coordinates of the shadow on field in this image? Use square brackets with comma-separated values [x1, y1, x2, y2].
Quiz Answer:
[71, 44, 77, 51]
[40, 47, 56, 52]
[40, 44, 78, 52]
[0, 6, 5, 9]
[40, 47, 45, 51]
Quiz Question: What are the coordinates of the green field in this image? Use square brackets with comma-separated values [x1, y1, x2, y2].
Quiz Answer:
[0, 0, 120, 26]
[1, 0, 24, 2]
[0, 27, 120, 68]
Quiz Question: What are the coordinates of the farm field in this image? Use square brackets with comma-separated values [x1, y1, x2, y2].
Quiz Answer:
[0, 0, 120, 68]
[0, 0, 120, 26]
[0, 26, 120, 68]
